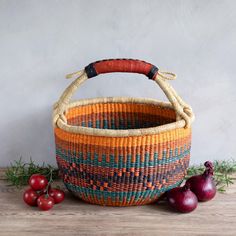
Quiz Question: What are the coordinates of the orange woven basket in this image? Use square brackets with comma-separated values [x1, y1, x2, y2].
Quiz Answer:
[52, 59, 194, 206]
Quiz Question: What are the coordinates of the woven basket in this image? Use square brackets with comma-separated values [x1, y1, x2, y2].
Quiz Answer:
[52, 59, 194, 206]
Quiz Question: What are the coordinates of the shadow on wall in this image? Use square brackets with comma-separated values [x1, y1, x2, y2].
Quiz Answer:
[1, 105, 56, 167]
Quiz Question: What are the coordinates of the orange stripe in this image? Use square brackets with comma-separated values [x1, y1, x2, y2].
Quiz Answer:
[54, 127, 191, 148]
[56, 135, 191, 161]
[74, 193, 156, 206]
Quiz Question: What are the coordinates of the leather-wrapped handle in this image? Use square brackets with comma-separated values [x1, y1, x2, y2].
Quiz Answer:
[85, 59, 159, 80]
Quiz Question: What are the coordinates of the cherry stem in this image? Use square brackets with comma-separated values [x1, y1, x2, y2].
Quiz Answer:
[46, 169, 53, 196]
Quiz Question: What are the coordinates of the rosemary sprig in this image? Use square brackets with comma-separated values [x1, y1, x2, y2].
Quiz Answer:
[186, 160, 236, 193]
[5, 157, 59, 187]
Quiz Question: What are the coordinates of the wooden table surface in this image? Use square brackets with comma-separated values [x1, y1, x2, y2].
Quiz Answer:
[0, 169, 235, 236]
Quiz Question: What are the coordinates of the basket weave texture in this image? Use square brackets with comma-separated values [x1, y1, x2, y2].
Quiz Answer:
[53, 59, 194, 206]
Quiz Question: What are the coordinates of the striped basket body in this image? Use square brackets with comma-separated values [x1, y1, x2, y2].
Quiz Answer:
[53, 59, 194, 206]
[54, 100, 192, 206]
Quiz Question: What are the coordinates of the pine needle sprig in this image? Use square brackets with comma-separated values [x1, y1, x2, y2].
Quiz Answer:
[5, 157, 59, 187]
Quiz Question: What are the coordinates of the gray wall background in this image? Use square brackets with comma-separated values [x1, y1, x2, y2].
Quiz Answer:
[1, 0, 236, 166]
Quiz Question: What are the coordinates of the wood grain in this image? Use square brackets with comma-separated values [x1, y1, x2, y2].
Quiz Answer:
[0, 169, 235, 236]
[0, 168, 7, 180]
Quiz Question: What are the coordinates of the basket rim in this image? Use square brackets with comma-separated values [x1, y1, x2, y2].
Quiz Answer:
[53, 97, 188, 137]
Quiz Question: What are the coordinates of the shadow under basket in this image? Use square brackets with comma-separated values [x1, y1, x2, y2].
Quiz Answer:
[53, 58, 194, 206]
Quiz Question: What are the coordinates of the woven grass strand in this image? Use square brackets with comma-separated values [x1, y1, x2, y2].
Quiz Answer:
[52, 69, 194, 137]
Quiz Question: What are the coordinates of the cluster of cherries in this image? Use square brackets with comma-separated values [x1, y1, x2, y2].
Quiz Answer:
[23, 174, 65, 211]
[166, 161, 216, 213]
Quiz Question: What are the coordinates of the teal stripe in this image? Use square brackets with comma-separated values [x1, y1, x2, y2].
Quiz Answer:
[95, 120, 100, 128]
[56, 147, 190, 168]
[103, 120, 108, 129]
[64, 179, 183, 202]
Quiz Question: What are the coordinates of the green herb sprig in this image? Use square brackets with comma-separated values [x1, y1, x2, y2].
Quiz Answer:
[186, 160, 236, 192]
[5, 157, 59, 187]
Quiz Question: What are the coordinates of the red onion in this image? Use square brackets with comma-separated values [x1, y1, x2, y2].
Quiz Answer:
[186, 161, 216, 202]
[167, 183, 198, 213]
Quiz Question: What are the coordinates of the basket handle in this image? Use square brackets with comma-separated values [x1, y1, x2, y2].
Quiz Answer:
[53, 59, 194, 128]
[84, 59, 159, 80]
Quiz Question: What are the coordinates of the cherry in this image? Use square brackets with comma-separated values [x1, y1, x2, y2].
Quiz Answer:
[23, 188, 40, 206]
[37, 194, 55, 211]
[29, 174, 48, 191]
[49, 189, 65, 204]
[24, 173, 65, 211]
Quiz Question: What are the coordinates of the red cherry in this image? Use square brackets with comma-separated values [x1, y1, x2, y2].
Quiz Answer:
[37, 194, 54, 211]
[29, 174, 48, 191]
[23, 188, 40, 206]
[49, 189, 65, 204]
